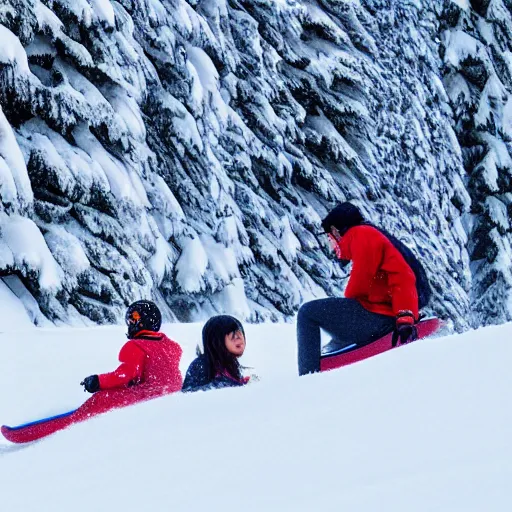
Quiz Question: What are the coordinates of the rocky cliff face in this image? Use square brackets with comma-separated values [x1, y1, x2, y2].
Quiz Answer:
[0, 0, 508, 329]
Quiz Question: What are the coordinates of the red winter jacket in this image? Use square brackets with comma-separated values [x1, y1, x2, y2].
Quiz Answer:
[98, 331, 183, 393]
[337, 225, 419, 319]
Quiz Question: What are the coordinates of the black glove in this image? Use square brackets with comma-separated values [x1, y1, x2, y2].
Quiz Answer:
[80, 375, 100, 393]
[391, 310, 418, 347]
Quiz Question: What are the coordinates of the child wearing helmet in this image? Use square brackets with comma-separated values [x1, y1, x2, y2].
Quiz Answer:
[182, 315, 251, 392]
[81, 300, 183, 395]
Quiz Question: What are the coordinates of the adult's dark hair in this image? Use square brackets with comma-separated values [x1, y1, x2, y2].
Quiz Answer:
[202, 315, 245, 381]
[322, 202, 431, 309]
[321, 202, 365, 236]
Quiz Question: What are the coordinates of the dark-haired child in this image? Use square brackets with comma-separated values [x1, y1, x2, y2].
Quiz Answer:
[182, 315, 251, 392]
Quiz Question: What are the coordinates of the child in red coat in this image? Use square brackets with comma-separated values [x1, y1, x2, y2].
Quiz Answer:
[81, 300, 183, 401]
[1, 301, 183, 443]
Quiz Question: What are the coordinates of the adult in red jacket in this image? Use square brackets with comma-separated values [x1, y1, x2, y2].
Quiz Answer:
[297, 202, 431, 375]
[80, 300, 183, 414]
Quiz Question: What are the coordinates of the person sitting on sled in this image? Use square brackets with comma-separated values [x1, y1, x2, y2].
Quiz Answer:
[182, 315, 252, 392]
[81, 300, 183, 395]
[297, 202, 431, 376]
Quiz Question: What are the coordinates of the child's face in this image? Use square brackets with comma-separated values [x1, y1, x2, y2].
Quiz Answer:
[225, 329, 246, 357]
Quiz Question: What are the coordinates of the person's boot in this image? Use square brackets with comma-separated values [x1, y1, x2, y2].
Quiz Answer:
[321, 339, 357, 356]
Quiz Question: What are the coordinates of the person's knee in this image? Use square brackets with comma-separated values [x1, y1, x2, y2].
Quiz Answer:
[297, 301, 314, 323]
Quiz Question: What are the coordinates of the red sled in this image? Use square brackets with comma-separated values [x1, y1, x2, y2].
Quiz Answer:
[2, 384, 178, 444]
[320, 317, 444, 372]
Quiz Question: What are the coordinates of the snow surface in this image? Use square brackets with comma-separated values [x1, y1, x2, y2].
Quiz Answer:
[0, 25, 29, 73]
[0, 322, 510, 511]
[0, 213, 63, 290]
[0, 107, 33, 206]
[0, 280, 35, 327]
[450, 0, 471, 10]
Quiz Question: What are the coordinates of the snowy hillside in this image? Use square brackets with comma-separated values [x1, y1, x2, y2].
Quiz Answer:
[4, 0, 512, 330]
[1, 321, 510, 511]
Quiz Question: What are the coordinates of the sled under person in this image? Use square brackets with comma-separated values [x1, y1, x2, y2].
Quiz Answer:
[2, 300, 183, 444]
[182, 315, 253, 392]
[297, 202, 442, 376]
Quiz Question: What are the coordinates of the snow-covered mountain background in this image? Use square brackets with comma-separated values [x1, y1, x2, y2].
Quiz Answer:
[1, 0, 511, 329]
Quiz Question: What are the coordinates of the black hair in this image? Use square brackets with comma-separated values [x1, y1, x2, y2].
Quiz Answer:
[321, 202, 365, 236]
[201, 315, 245, 381]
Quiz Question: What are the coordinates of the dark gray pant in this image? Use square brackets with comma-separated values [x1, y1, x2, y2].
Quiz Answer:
[297, 298, 395, 375]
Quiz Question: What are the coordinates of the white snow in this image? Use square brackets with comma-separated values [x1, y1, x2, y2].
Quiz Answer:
[0, 214, 63, 290]
[54, 59, 113, 115]
[0, 25, 30, 73]
[475, 75, 507, 129]
[149, 175, 185, 220]
[1, 275, 53, 326]
[175, 236, 209, 293]
[443, 30, 480, 68]
[89, 0, 116, 27]
[25, 132, 78, 196]
[34, 0, 64, 34]
[148, 235, 175, 286]
[201, 233, 240, 284]
[0, 155, 18, 207]
[160, 92, 204, 151]
[216, 215, 239, 246]
[0, 280, 35, 328]
[306, 109, 358, 162]
[443, 72, 471, 106]
[0, 107, 34, 206]
[210, 174, 220, 200]
[188, 46, 218, 91]
[176, 0, 194, 36]
[105, 88, 146, 141]
[450, 0, 470, 10]
[211, 277, 251, 318]
[280, 215, 301, 262]
[52, 0, 93, 27]
[474, 133, 512, 193]
[186, 59, 205, 115]
[0, 321, 511, 511]
[73, 125, 149, 206]
[502, 96, 512, 138]
[485, 196, 510, 231]
[44, 227, 91, 277]
[187, 45, 229, 124]
[19, 119, 111, 201]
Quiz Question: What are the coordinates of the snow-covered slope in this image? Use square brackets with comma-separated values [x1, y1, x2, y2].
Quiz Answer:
[0, 321, 510, 511]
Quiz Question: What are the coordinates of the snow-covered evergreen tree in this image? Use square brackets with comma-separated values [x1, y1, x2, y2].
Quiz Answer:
[439, 0, 512, 327]
[0, 0, 495, 329]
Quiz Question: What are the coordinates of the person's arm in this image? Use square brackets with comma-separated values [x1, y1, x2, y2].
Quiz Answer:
[389, 273, 419, 318]
[98, 341, 147, 390]
[211, 373, 250, 389]
[343, 229, 384, 300]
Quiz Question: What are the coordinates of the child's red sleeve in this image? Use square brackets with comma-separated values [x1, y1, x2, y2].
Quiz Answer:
[98, 341, 146, 390]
